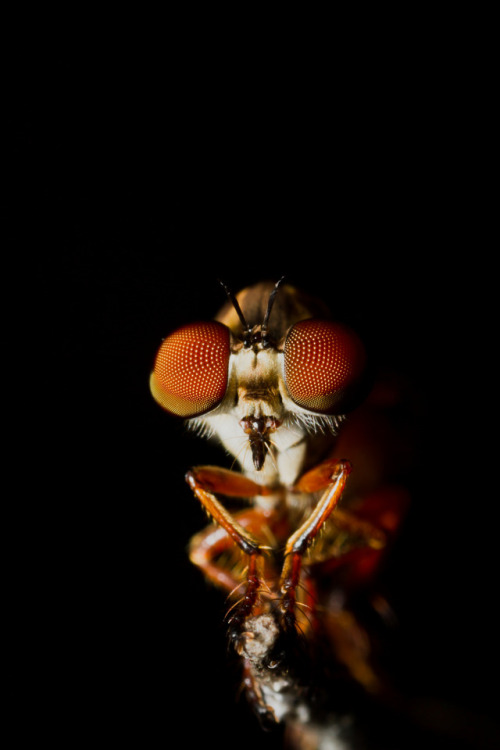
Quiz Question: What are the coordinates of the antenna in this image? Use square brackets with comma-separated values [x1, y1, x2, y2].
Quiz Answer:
[261, 276, 285, 335]
[218, 279, 251, 335]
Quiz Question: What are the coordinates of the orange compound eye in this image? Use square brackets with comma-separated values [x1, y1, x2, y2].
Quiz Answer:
[283, 319, 367, 415]
[150, 321, 230, 418]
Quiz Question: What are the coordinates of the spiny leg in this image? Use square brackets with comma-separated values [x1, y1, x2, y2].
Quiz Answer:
[189, 508, 276, 616]
[280, 458, 352, 629]
[186, 466, 275, 649]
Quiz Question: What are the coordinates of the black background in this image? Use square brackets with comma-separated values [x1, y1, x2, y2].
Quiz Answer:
[7, 52, 498, 748]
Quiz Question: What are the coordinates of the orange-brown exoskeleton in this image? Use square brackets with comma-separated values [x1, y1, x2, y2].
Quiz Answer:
[150, 279, 410, 738]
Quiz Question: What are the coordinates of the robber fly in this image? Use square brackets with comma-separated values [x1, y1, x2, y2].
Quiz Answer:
[150, 279, 411, 748]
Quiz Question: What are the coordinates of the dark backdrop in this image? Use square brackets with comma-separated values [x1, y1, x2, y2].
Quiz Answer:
[8, 66, 497, 748]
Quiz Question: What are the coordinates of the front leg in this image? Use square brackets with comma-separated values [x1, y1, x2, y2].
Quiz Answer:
[186, 466, 271, 650]
[279, 458, 352, 629]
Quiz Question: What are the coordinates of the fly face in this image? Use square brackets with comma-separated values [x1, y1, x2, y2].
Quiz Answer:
[199, 337, 305, 485]
[150, 278, 367, 487]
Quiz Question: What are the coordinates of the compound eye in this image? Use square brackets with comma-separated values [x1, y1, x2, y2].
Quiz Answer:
[150, 321, 230, 417]
[283, 319, 366, 414]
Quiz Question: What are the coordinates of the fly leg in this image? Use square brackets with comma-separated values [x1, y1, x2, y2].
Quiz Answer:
[279, 458, 352, 629]
[189, 521, 254, 593]
[186, 466, 275, 649]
